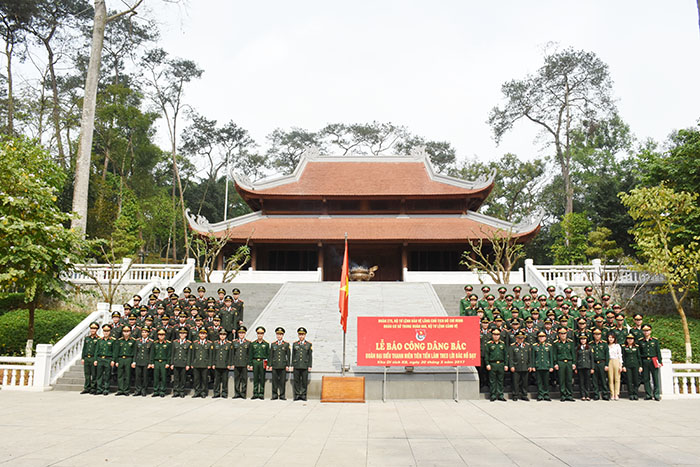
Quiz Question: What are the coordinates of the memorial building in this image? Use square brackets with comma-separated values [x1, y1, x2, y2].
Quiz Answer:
[186, 148, 541, 281]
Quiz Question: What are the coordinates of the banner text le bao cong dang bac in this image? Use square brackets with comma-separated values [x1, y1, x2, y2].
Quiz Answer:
[356, 316, 480, 366]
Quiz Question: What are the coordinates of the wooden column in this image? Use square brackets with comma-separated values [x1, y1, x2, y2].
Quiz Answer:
[401, 243, 408, 281]
[250, 243, 257, 270]
[317, 242, 324, 279]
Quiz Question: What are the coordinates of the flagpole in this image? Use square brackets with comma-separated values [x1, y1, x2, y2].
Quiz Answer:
[342, 232, 348, 376]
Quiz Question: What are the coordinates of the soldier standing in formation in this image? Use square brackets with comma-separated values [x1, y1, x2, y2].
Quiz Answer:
[484, 328, 508, 401]
[590, 329, 610, 400]
[292, 327, 313, 401]
[94, 324, 115, 395]
[508, 331, 531, 401]
[133, 327, 153, 396]
[532, 331, 554, 401]
[640, 324, 662, 400]
[170, 328, 190, 398]
[232, 326, 251, 399]
[553, 328, 575, 401]
[190, 328, 213, 398]
[269, 327, 291, 400]
[622, 334, 642, 400]
[114, 325, 135, 396]
[212, 329, 233, 398]
[575, 334, 593, 400]
[250, 326, 270, 399]
[80, 322, 100, 394]
[152, 329, 171, 397]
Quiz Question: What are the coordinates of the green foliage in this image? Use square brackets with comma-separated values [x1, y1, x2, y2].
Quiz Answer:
[0, 136, 86, 303]
[111, 188, 143, 258]
[586, 227, 624, 263]
[551, 212, 591, 264]
[644, 314, 700, 363]
[0, 308, 87, 355]
[0, 293, 25, 315]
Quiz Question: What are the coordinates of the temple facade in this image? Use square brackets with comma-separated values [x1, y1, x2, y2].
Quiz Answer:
[186, 149, 541, 282]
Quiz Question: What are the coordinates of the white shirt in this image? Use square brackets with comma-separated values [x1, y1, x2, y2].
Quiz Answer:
[608, 343, 622, 361]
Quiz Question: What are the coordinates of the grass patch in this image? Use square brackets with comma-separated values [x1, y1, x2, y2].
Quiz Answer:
[645, 313, 700, 363]
[0, 308, 88, 356]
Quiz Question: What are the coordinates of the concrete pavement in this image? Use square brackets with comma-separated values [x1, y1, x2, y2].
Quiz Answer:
[1, 391, 700, 466]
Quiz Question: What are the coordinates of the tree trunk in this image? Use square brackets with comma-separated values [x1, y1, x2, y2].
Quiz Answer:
[45, 40, 66, 166]
[25, 298, 37, 357]
[669, 286, 693, 363]
[5, 39, 13, 135]
[71, 0, 107, 236]
[171, 135, 190, 261]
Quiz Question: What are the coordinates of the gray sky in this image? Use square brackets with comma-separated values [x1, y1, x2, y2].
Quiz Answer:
[151, 0, 700, 167]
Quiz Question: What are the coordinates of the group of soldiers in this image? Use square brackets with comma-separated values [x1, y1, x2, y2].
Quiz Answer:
[80, 286, 313, 401]
[460, 284, 663, 402]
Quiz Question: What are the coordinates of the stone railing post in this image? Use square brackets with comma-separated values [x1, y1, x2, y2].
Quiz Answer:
[660, 348, 674, 397]
[591, 258, 602, 288]
[33, 344, 53, 391]
[97, 302, 110, 324]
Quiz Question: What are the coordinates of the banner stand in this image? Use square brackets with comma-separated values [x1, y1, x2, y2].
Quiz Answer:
[454, 366, 459, 402]
[382, 366, 388, 402]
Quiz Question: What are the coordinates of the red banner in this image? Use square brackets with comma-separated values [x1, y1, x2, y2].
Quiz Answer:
[356, 316, 480, 366]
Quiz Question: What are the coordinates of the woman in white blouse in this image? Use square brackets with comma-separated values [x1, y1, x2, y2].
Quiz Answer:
[607, 333, 623, 400]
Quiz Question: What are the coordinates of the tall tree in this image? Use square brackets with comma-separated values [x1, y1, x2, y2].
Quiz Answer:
[488, 46, 616, 216]
[71, 0, 143, 236]
[320, 121, 409, 156]
[141, 47, 202, 260]
[395, 136, 456, 173]
[266, 127, 320, 174]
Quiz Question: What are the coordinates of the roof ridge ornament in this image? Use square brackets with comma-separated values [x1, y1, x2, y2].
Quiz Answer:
[514, 208, 545, 232]
[408, 145, 429, 161]
[302, 145, 321, 160]
[185, 208, 213, 233]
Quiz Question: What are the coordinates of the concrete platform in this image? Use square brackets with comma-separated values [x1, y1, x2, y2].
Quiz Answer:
[1, 391, 699, 466]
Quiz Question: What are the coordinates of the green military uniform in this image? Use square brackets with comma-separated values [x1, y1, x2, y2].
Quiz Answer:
[639, 330, 662, 400]
[508, 334, 531, 401]
[532, 335, 554, 400]
[483, 333, 508, 401]
[170, 331, 191, 397]
[152, 337, 171, 397]
[231, 297, 244, 331]
[478, 325, 491, 389]
[630, 326, 644, 344]
[189, 332, 213, 398]
[250, 328, 270, 399]
[576, 338, 594, 399]
[219, 302, 236, 337]
[81, 328, 99, 394]
[94, 334, 116, 395]
[622, 338, 642, 400]
[590, 336, 610, 400]
[133, 336, 153, 396]
[212, 335, 233, 398]
[459, 296, 470, 316]
[292, 328, 313, 401]
[232, 330, 251, 399]
[114, 334, 136, 395]
[552, 333, 576, 401]
[269, 329, 291, 400]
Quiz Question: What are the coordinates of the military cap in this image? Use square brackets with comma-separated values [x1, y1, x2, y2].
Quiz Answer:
[579, 334, 588, 340]
[206, 306, 216, 313]
[128, 312, 138, 319]
[577, 318, 587, 324]
[178, 311, 188, 318]
[505, 294, 514, 299]
[170, 294, 179, 299]
[238, 326, 248, 333]
[555, 294, 564, 300]
[166, 286, 175, 292]
[612, 303, 622, 309]
[464, 284, 473, 291]
[586, 297, 595, 303]
[486, 294, 495, 300]
[584, 286, 593, 291]
[144, 315, 153, 321]
[469, 294, 478, 300]
[157, 329, 166, 335]
[605, 311, 615, 317]
[559, 316, 568, 322]
[546, 286, 556, 292]
[133, 294, 142, 300]
[297, 327, 308, 334]
[173, 305, 181, 312]
[491, 329, 501, 334]
[218, 329, 227, 335]
[122, 325, 131, 332]
[197, 286, 206, 292]
[161, 315, 170, 320]
[493, 316, 504, 322]
[224, 295, 233, 301]
[537, 331, 546, 337]
[188, 296, 196, 301]
[544, 319, 554, 325]
[111, 311, 121, 318]
[213, 315, 221, 321]
[481, 286, 491, 292]
[275, 326, 285, 334]
[515, 330, 525, 337]
[564, 287, 573, 293]
[198, 328, 208, 334]
[481, 318, 490, 324]
[593, 303, 602, 309]
[557, 328, 568, 334]
[513, 286, 522, 292]
[592, 328, 602, 334]
[89, 322, 100, 329]
[546, 310, 556, 316]
[141, 326, 151, 332]
[102, 323, 112, 330]
[256, 326, 265, 333]
[123, 303, 132, 310]
[601, 293, 611, 299]
[633, 314, 643, 320]
[157, 304, 165, 310]
[497, 286, 507, 293]
[626, 334, 635, 340]
[194, 315, 203, 321]
[139, 305, 148, 312]
[538, 294, 548, 300]
[594, 316, 604, 322]
[511, 308, 520, 314]
[615, 314, 625, 320]
[183, 286, 191, 293]
[178, 327, 189, 334]
[152, 287, 161, 294]
[217, 288, 226, 294]
[207, 297, 216, 303]
[149, 294, 158, 300]
[525, 317, 534, 323]
[510, 318, 520, 325]
[529, 287, 539, 293]
[642, 324, 652, 330]
[232, 288, 241, 294]
[531, 309, 540, 314]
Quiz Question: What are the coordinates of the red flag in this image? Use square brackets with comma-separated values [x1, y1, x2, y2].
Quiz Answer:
[339, 238, 349, 333]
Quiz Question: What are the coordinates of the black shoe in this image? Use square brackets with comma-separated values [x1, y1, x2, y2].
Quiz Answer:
[537, 397, 543, 401]
[301, 397, 307, 401]
[90, 390, 97, 395]
[568, 398, 576, 402]
[160, 394, 165, 398]
[654, 397, 661, 401]
[80, 389, 90, 394]
[192, 394, 198, 398]
[511, 396, 518, 401]
[592, 395, 600, 401]
[212, 395, 220, 399]
[498, 396, 506, 401]
[271, 396, 278, 400]
[644, 396, 652, 400]
[521, 397, 529, 401]
[602, 396, 610, 401]
[152, 394, 159, 397]
[560, 398, 566, 402]
[490, 398, 496, 402]
[172, 394, 179, 398]
[103, 391, 109, 396]
[279, 396, 286, 400]
[544, 396, 551, 401]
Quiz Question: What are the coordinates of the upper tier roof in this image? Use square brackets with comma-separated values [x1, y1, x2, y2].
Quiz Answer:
[234, 147, 496, 199]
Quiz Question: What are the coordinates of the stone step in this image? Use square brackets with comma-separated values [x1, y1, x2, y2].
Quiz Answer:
[433, 283, 530, 316]
[187, 282, 283, 327]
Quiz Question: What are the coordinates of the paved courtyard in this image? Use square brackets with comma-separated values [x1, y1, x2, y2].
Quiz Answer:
[1, 391, 699, 466]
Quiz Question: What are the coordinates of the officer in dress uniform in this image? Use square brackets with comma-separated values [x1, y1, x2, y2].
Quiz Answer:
[114, 325, 135, 396]
[80, 322, 100, 394]
[622, 333, 642, 400]
[152, 329, 171, 397]
[292, 327, 313, 401]
[269, 327, 291, 400]
[508, 331, 531, 401]
[231, 288, 245, 331]
[553, 328, 576, 401]
[195, 286, 208, 310]
[94, 324, 116, 396]
[232, 326, 251, 399]
[250, 326, 270, 399]
[190, 328, 213, 398]
[590, 328, 610, 400]
[110, 311, 124, 340]
[170, 327, 191, 398]
[532, 331, 554, 401]
[639, 324, 662, 401]
[484, 328, 508, 401]
[212, 329, 233, 398]
[133, 327, 153, 396]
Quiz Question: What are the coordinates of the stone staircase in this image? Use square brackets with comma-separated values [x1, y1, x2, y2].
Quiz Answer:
[432, 283, 530, 316]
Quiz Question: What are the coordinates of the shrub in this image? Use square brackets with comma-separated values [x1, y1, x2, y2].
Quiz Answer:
[0, 293, 26, 316]
[644, 314, 700, 363]
[0, 309, 88, 355]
